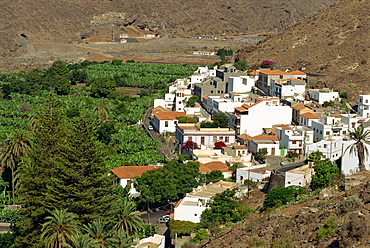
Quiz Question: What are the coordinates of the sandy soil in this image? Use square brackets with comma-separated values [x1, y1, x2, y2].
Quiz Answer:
[0, 35, 251, 71]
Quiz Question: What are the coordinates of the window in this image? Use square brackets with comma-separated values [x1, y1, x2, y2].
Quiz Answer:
[326, 131, 330, 135]
[194, 213, 197, 216]
[324, 144, 327, 148]
[292, 141, 297, 144]
[343, 131, 346, 135]
[225, 137, 229, 143]
[211, 90, 214, 93]
[178, 101, 182, 104]
[188, 137, 192, 141]
[219, 137, 223, 140]
[271, 147, 275, 155]
[201, 137, 205, 145]
[165, 121, 168, 127]
[366, 99, 369, 103]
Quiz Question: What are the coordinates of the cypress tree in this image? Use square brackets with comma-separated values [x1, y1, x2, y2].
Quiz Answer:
[14, 95, 118, 247]
[15, 94, 68, 247]
[49, 116, 117, 223]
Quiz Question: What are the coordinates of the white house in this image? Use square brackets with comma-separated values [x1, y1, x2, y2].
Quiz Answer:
[299, 112, 321, 128]
[190, 66, 216, 86]
[201, 94, 245, 115]
[305, 137, 343, 161]
[247, 135, 281, 156]
[311, 115, 347, 142]
[284, 164, 314, 188]
[154, 78, 192, 111]
[270, 78, 306, 101]
[357, 95, 370, 118]
[276, 126, 314, 155]
[176, 124, 236, 150]
[256, 69, 306, 95]
[174, 181, 236, 223]
[151, 107, 193, 133]
[236, 164, 272, 183]
[307, 88, 340, 104]
[230, 97, 292, 136]
[110, 165, 163, 196]
[227, 76, 256, 93]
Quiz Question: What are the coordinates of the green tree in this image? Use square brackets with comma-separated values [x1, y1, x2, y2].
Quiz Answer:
[185, 95, 199, 107]
[308, 150, 323, 164]
[114, 200, 145, 237]
[233, 60, 248, 71]
[91, 77, 116, 98]
[310, 159, 340, 191]
[256, 148, 268, 162]
[200, 189, 242, 226]
[64, 234, 98, 248]
[0, 132, 30, 204]
[15, 94, 68, 247]
[204, 170, 224, 183]
[263, 186, 306, 209]
[49, 116, 117, 222]
[345, 126, 370, 172]
[135, 161, 200, 204]
[83, 219, 110, 247]
[40, 209, 81, 248]
[95, 100, 109, 121]
[48, 60, 70, 78]
[200, 114, 229, 128]
[14, 95, 117, 246]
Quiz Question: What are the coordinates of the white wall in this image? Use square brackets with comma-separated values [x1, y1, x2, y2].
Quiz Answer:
[341, 141, 370, 175]
[227, 76, 255, 93]
[307, 90, 340, 104]
[239, 101, 292, 136]
[358, 95, 370, 118]
[174, 197, 207, 223]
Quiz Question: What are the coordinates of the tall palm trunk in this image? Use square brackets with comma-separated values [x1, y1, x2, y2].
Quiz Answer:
[11, 168, 14, 204]
[357, 143, 367, 172]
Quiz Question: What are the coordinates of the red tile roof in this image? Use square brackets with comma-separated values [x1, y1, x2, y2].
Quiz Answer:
[199, 161, 231, 173]
[152, 109, 189, 120]
[292, 104, 308, 111]
[288, 70, 306, 75]
[110, 165, 162, 179]
[233, 145, 247, 149]
[300, 112, 321, 119]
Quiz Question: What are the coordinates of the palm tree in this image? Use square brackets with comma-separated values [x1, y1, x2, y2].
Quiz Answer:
[345, 126, 370, 172]
[95, 100, 109, 121]
[63, 234, 99, 248]
[40, 208, 81, 248]
[0, 132, 30, 204]
[107, 230, 134, 248]
[83, 219, 110, 247]
[114, 200, 145, 237]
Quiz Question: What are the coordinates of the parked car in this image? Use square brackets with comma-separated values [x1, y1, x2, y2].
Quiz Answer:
[157, 216, 170, 223]
[166, 211, 174, 215]
[148, 125, 154, 131]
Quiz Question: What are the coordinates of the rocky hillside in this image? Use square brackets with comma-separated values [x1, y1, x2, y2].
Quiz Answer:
[0, 0, 337, 57]
[198, 172, 370, 248]
[237, 0, 370, 102]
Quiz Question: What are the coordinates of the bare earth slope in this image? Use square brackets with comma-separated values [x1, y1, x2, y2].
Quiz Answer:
[0, 0, 337, 57]
[237, 0, 370, 102]
[199, 172, 370, 248]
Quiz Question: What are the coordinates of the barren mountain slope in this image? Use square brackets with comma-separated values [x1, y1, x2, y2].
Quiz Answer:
[0, 0, 337, 57]
[237, 0, 370, 102]
[199, 172, 370, 248]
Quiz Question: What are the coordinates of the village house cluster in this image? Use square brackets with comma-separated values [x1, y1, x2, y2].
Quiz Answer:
[111, 64, 370, 223]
